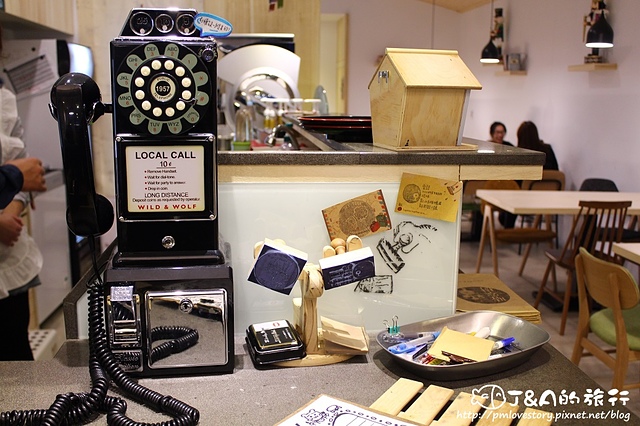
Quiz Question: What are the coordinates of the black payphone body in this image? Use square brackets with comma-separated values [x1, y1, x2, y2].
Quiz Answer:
[50, 8, 234, 378]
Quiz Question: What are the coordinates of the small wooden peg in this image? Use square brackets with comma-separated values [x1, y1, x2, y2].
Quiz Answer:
[346, 235, 363, 252]
[322, 245, 336, 258]
[253, 241, 264, 258]
[330, 238, 346, 249]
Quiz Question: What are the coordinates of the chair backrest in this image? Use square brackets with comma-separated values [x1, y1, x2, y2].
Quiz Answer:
[462, 180, 487, 205]
[560, 200, 631, 264]
[579, 178, 618, 192]
[576, 247, 639, 310]
[482, 180, 520, 191]
[522, 170, 566, 191]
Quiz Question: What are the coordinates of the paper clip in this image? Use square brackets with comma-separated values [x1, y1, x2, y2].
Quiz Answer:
[381, 316, 404, 342]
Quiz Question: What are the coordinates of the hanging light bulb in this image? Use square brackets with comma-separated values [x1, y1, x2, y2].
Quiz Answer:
[586, 9, 614, 48]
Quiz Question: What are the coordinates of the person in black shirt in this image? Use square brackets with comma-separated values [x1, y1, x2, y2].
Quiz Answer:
[516, 121, 559, 170]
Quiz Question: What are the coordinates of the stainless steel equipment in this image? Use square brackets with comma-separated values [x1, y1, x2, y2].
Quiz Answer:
[376, 311, 550, 380]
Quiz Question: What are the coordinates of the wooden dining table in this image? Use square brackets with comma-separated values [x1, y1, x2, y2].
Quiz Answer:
[613, 242, 640, 265]
[475, 189, 640, 216]
[474, 189, 640, 273]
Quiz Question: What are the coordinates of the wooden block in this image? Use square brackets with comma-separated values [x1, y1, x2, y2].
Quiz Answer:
[517, 408, 553, 426]
[476, 403, 519, 426]
[398, 384, 454, 425]
[432, 392, 484, 426]
[369, 378, 424, 416]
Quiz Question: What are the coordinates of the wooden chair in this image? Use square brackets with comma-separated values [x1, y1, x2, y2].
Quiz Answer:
[533, 200, 631, 335]
[521, 169, 565, 192]
[579, 177, 640, 243]
[520, 170, 566, 254]
[572, 247, 640, 391]
[475, 180, 556, 278]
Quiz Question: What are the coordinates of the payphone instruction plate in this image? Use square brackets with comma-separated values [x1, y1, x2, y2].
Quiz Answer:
[126, 145, 205, 212]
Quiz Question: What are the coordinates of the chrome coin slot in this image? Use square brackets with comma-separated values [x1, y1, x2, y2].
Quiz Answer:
[176, 13, 196, 35]
[130, 11, 153, 35]
[155, 13, 174, 33]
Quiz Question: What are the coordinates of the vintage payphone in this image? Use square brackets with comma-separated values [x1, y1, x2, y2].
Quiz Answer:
[50, 8, 234, 378]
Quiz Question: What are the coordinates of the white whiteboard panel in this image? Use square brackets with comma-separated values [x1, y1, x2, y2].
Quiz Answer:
[218, 182, 460, 334]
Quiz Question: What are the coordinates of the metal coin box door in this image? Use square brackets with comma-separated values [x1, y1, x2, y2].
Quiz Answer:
[52, 8, 234, 377]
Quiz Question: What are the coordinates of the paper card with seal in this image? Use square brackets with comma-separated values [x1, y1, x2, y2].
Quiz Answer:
[395, 173, 461, 222]
[321, 189, 392, 241]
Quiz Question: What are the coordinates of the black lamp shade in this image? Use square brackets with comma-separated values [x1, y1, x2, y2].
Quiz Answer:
[480, 39, 500, 63]
[586, 12, 614, 48]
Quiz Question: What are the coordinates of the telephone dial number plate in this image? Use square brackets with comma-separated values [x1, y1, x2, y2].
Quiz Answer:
[116, 42, 211, 136]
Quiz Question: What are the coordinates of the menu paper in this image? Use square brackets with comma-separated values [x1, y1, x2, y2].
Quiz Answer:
[126, 145, 205, 212]
[276, 394, 417, 426]
[395, 173, 461, 222]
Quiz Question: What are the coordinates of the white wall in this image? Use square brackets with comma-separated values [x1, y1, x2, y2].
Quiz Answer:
[322, 0, 640, 192]
[321, 0, 460, 114]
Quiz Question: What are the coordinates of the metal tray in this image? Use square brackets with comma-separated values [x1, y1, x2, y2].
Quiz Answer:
[376, 311, 550, 380]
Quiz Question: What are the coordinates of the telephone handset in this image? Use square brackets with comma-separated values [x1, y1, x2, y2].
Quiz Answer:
[49, 73, 114, 238]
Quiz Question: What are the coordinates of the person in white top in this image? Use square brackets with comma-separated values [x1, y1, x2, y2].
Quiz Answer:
[0, 83, 45, 360]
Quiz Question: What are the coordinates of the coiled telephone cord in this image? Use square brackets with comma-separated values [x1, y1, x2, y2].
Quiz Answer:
[0, 237, 200, 426]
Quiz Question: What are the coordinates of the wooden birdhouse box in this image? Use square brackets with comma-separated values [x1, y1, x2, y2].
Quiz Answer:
[368, 48, 482, 150]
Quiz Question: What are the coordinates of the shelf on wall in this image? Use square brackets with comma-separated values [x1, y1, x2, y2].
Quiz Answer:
[496, 70, 527, 76]
[0, 11, 72, 39]
[568, 63, 618, 72]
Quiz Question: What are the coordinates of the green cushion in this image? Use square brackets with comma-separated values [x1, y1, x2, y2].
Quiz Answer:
[590, 305, 640, 350]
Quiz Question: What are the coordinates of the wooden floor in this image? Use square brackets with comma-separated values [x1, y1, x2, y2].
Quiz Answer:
[463, 235, 640, 418]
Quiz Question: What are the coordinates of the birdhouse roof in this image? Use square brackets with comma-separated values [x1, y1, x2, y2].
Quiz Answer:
[370, 48, 482, 90]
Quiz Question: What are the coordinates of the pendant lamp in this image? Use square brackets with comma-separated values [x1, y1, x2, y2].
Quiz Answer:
[480, 39, 500, 63]
[586, 10, 614, 48]
[480, 0, 500, 63]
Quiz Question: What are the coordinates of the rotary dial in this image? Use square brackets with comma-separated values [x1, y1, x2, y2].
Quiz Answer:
[116, 42, 211, 135]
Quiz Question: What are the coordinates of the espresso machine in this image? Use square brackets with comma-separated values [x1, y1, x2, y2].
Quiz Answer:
[50, 8, 234, 377]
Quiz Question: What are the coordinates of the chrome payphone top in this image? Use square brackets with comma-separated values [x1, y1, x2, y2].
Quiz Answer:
[111, 8, 222, 265]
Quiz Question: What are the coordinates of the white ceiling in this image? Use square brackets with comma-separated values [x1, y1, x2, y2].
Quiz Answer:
[421, 0, 491, 13]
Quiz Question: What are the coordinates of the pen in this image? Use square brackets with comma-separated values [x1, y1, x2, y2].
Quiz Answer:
[388, 332, 440, 354]
[493, 337, 515, 350]
[401, 330, 439, 341]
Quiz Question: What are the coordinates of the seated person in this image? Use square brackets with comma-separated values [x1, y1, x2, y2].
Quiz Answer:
[516, 121, 559, 170]
[489, 121, 514, 146]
